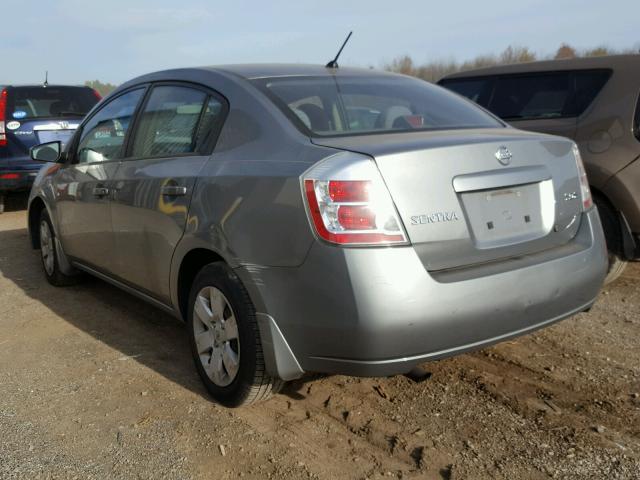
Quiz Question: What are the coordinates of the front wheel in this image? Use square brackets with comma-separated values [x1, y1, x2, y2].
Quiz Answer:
[39, 209, 80, 286]
[187, 263, 283, 407]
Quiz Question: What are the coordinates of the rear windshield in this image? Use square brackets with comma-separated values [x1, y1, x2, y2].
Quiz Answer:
[441, 70, 611, 121]
[252, 75, 502, 137]
[6, 86, 99, 120]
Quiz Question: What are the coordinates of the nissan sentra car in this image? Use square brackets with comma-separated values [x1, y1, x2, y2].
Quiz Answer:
[0, 84, 100, 211]
[27, 64, 607, 407]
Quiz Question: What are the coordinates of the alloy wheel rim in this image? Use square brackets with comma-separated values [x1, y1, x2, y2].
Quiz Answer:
[40, 220, 55, 276]
[192, 286, 240, 387]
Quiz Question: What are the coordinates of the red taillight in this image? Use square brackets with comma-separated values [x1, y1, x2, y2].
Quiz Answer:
[92, 89, 102, 100]
[0, 173, 20, 180]
[329, 180, 370, 202]
[0, 88, 7, 147]
[338, 205, 376, 230]
[303, 156, 408, 246]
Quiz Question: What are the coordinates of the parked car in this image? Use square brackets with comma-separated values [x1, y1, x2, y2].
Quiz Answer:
[27, 65, 607, 407]
[439, 55, 640, 283]
[0, 84, 100, 212]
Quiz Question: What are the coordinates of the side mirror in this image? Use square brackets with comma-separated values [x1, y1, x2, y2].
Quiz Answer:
[30, 141, 62, 163]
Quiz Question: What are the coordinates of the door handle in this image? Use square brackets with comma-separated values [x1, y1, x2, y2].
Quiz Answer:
[92, 186, 110, 197]
[161, 185, 187, 196]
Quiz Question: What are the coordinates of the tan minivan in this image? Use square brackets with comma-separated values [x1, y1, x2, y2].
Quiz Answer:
[440, 55, 640, 283]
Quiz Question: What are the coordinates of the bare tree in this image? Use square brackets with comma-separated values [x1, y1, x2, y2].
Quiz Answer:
[555, 43, 577, 59]
[499, 46, 536, 64]
[583, 46, 611, 57]
[84, 80, 117, 97]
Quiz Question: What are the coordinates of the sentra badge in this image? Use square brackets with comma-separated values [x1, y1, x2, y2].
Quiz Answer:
[411, 212, 460, 225]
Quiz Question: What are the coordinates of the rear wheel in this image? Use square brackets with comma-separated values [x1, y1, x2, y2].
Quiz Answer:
[39, 209, 80, 286]
[187, 263, 283, 407]
[594, 196, 628, 284]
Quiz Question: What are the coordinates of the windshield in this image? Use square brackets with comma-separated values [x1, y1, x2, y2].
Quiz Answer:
[7, 86, 99, 120]
[252, 75, 503, 137]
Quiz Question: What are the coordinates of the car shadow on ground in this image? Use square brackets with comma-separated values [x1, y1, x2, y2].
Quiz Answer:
[0, 224, 322, 403]
[0, 225, 220, 401]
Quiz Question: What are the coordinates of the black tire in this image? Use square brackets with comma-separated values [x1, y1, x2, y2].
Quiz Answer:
[38, 209, 80, 286]
[187, 262, 283, 407]
[594, 196, 628, 285]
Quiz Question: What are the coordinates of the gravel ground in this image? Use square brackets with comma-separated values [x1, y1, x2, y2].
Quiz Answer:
[0, 197, 639, 479]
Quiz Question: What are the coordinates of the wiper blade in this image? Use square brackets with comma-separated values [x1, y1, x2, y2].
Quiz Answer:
[56, 111, 87, 117]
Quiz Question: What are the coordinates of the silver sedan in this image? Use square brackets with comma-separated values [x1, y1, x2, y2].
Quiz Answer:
[27, 64, 607, 406]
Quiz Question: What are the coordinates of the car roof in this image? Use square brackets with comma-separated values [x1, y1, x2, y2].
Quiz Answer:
[201, 63, 398, 80]
[1, 84, 90, 89]
[441, 54, 640, 80]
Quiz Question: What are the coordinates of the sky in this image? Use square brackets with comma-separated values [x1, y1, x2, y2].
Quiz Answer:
[1, 0, 639, 85]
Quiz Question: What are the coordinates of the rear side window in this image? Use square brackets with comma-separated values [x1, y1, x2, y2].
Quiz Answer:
[572, 70, 610, 116]
[442, 70, 610, 121]
[131, 85, 223, 158]
[252, 75, 502, 137]
[438, 78, 493, 106]
[489, 73, 572, 120]
[7, 86, 98, 120]
[471, 70, 610, 121]
[77, 89, 144, 164]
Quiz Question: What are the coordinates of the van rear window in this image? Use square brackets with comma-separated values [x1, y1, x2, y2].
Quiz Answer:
[7, 86, 99, 120]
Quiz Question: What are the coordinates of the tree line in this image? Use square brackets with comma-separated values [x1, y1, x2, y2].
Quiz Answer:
[384, 44, 639, 82]
[82, 43, 639, 93]
[83, 80, 118, 96]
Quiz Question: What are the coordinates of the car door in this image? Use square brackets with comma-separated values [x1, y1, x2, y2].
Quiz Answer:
[109, 83, 227, 302]
[53, 87, 146, 271]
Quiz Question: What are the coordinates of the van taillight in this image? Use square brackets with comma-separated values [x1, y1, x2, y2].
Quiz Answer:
[573, 144, 593, 211]
[92, 89, 102, 101]
[0, 89, 7, 147]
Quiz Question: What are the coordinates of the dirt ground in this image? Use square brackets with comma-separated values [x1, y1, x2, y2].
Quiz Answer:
[0, 195, 639, 479]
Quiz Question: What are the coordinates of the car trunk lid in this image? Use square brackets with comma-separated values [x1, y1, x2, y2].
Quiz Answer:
[313, 129, 583, 271]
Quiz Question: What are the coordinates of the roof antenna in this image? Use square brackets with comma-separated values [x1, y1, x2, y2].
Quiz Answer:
[43, 71, 48, 87]
[326, 31, 353, 69]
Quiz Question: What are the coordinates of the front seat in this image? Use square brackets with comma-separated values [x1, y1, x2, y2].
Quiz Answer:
[380, 105, 413, 129]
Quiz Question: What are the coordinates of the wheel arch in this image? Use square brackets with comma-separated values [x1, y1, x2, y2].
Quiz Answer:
[591, 186, 637, 259]
[27, 196, 48, 249]
[175, 247, 227, 322]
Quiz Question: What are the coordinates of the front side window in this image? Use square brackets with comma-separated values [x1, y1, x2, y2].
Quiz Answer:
[131, 85, 213, 158]
[76, 88, 144, 164]
[252, 75, 502, 137]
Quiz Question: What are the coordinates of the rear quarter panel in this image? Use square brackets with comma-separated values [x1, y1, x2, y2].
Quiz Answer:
[168, 70, 338, 312]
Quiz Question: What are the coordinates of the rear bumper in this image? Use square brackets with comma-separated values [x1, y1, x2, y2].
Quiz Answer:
[0, 170, 39, 192]
[238, 208, 607, 378]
